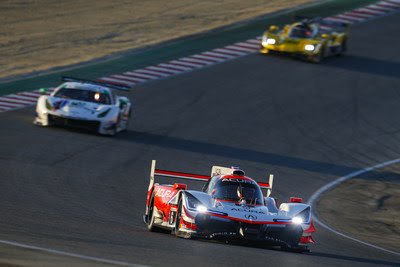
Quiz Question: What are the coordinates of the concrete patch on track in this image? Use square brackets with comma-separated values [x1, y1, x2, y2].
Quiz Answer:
[309, 159, 400, 256]
[317, 176, 400, 253]
[1, 0, 400, 113]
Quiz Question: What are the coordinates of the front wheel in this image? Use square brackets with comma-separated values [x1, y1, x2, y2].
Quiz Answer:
[173, 198, 183, 236]
[336, 39, 347, 56]
[105, 115, 120, 136]
[341, 39, 347, 53]
[310, 46, 325, 63]
[147, 195, 158, 232]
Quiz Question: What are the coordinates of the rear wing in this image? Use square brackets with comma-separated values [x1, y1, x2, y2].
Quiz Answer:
[61, 76, 131, 91]
[148, 160, 274, 196]
[320, 18, 350, 32]
[291, 15, 349, 32]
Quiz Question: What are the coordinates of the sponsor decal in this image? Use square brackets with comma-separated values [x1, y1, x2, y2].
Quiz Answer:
[221, 178, 256, 184]
[245, 214, 257, 220]
[213, 168, 222, 176]
[231, 208, 265, 214]
[154, 187, 176, 199]
[52, 100, 68, 110]
[211, 232, 237, 237]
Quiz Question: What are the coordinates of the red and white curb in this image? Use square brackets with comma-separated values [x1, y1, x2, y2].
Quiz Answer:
[1, 0, 399, 113]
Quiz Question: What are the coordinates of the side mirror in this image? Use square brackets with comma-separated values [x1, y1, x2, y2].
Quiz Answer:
[118, 99, 127, 109]
[269, 25, 279, 32]
[211, 189, 216, 196]
[39, 88, 49, 95]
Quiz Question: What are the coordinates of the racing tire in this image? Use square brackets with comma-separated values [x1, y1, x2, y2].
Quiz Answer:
[341, 39, 347, 53]
[107, 115, 120, 136]
[173, 198, 183, 237]
[311, 46, 325, 63]
[122, 108, 132, 132]
[147, 194, 158, 232]
[336, 39, 347, 56]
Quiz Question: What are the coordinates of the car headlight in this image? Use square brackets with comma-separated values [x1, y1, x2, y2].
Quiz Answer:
[262, 36, 276, 46]
[292, 207, 311, 224]
[196, 205, 207, 213]
[304, 44, 315, 51]
[186, 194, 207, 213]
[266, 38, 276, 45]
[292, 216, 304, 224]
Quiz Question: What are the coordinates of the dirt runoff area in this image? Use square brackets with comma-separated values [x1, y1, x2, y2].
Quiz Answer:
[0, 0, 319, 81]
[317, 166, 400, 253]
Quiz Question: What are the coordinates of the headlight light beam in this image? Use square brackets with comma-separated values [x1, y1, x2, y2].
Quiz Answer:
[305, 44, 315, 51]
[196, 205, 207, 213]
[292, 216, 304, 224]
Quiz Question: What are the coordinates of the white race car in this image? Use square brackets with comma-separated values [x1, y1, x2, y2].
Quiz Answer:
[34, 77, 132, 136]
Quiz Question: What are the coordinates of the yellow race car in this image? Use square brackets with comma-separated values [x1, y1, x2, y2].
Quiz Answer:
[260, 18, 349, 63]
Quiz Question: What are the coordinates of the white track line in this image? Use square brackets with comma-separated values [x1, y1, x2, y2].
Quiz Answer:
[0, 240, 148, 267]
[308, 158, 400, 257]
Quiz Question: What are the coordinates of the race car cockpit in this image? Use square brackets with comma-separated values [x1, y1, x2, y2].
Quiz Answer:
[288, 23, 318, 39]
[209, 176, 264, 205]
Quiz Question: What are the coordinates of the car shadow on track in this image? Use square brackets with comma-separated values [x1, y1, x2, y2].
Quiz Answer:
[164, 236, 400, 266]
[120, 130, 400, 181]
[323, 54, 400, 79]
[119, 130, 360, 177]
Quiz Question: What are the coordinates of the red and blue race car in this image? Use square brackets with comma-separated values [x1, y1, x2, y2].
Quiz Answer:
[143, 160, 316, 252]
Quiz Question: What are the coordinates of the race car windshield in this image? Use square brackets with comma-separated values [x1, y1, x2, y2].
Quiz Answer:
[289, 26, 314, 38]
[54, 88, 111, 105]
[213, 179, 264, 205]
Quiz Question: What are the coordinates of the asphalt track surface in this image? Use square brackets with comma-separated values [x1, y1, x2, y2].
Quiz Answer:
[1, 11, 400, 267]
